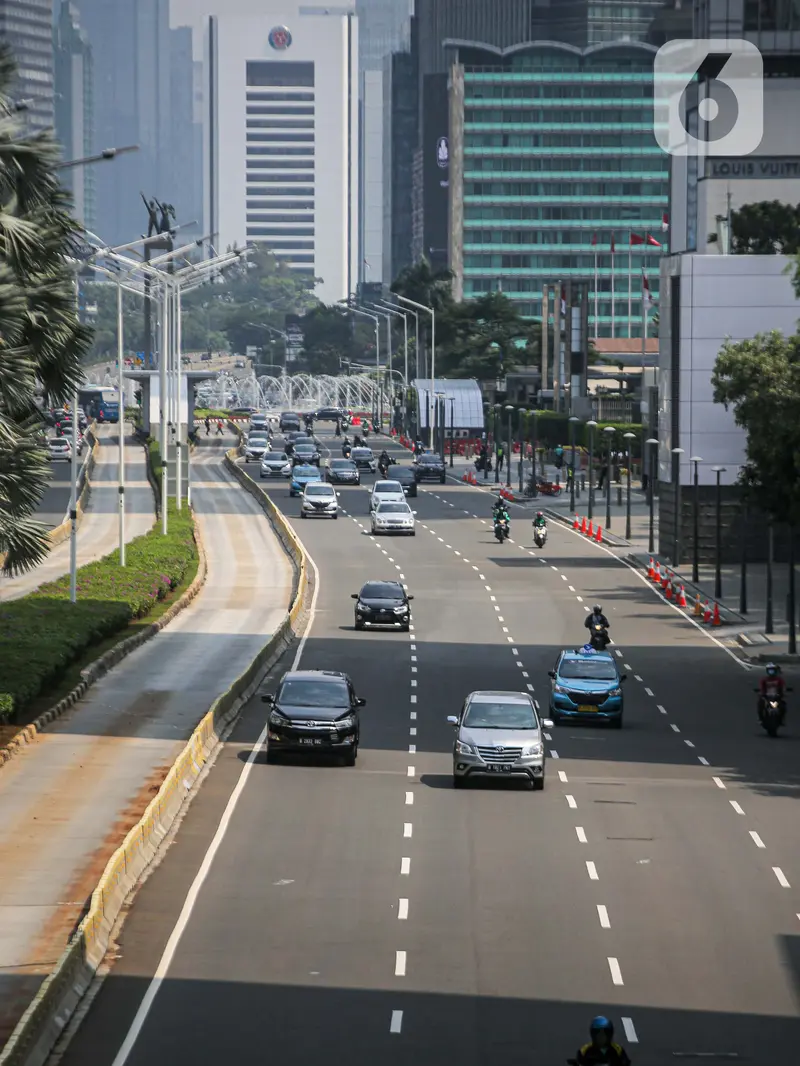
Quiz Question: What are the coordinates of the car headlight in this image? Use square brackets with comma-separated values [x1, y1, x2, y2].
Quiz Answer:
[335, 714, 355, 731]
[356, 603, 368, 613]
[269, 712, 289, 728]
[553, 683, 568, 694]
[522, 743, 543, 757]
[608, 687, 622, 697]
[393, 605, 408, 614]
[455, 739, 474, 755]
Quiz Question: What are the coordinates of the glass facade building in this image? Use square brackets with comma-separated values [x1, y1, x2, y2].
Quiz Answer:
[0, 0, 53, 131]
[451, 43, 669, 338]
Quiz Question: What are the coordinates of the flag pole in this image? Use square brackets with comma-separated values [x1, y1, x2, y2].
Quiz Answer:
[610, 237, 615, 339]
[627, 230, 632, 338]
[593, 243, 598, 337]
[642, 269, 647, 365]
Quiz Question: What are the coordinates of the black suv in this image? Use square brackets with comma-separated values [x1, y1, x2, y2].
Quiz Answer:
[390, 465, 418, 498]
[352, 580, 413, 632]
[262, 670, 365, 766]
[414, 452, 446, 484]
[316, 406, 343, 422]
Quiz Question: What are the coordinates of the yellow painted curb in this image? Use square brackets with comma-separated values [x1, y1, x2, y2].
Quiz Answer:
[0, 462, 310, 1066]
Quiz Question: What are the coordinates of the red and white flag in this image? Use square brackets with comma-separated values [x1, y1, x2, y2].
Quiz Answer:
[630, 232, 645, 246]
[642, 270, 654, 310]
[646, 233, 661, 247]
[560, 283, 566, 316]
[661, 213, 669, 233]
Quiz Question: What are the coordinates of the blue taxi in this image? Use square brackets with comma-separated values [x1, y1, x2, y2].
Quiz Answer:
[289, 464, 322, 497]
[548, 646, 627, 728]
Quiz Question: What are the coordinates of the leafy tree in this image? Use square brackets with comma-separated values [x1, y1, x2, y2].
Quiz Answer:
[712, 330, 800, 526]
[708, 200, 800, 254]
[0, 47, 92, 572]
[291, 305, 372, 375]
[391, 256, 454, 313]
[436, 292, 539, 380]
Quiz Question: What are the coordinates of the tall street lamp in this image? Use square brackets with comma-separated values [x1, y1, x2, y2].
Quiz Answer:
[505, 405, 515, 488]
[493, 403, 502, 484]
[671, 446, 685, 565]
[603, 426, 615, 529]
[569, 415, 580, 511]
[397, 294, 435, 448]
[766, 522, 774, 635]
[377, 301, 409, 398]
[448, 397, 455, 467]
[388, 294, 420, 378]
[739, 496, 748, 615]
[624, 431, 636, 540]
[586, 419, 597, 521]
[689, 455, 703, 583]
[339, 302, 381, 423]
[54, 144, 138, 171]
[711, 465, 726, 600]
[646, 437, 658, 554]
[518, 409, 528, 493]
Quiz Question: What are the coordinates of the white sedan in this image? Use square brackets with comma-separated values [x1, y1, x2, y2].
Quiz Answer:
[369, 480, 406, 512]
[260, 451, 292, 478]
[301, 482, 339, 519]
[371, 500, 416, 536]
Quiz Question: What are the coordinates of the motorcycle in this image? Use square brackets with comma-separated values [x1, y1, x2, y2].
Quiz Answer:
[342, 445, 352, 459]
[755, 686, 792, 737]
[588, 622, 609, 650]
[533, 524, 547, 548]
[494, 516, 510, 543]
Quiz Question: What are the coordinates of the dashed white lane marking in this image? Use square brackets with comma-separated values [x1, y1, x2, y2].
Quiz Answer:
[404, 823, 413, 838]
[684, 740, 695, 749]
[405, 792, 414, 805]
[411, 655, 417, 661]
[401, 857, 411, 875]
[560, 574, 567, 581]
[446, 544, 452, 549]
[551, 565, 558, 571]
[634, 674, 643, 682]
[511, 648, 519, 656]
[395, 951, 407, 976]
[409, 727, 417, 735]
[410, 644, 416, 651]
[587, 861, 599, 880]
[454, 550, 461, 556]
[410, 695, 417, 704]
[473, 565, 479, 571]
[624, 663, 633, 671]
[622, 1018, 639, 1044]
[478, 573, 485, 580]
[411, 680, 417, 687]
[713, 776, 727, 789]
[597, 905, 611, 929]
[521, 671, 529, 678]
[608, 957, 624, 985]
[410, 712, 417, 720]
[730, 800, 745, 815]
[390, 1010, 403, 1034]
[502, 626, 509, 633]
[516, 661, 524, 668]
[568, 585, 576, 592]
[670, 723, 681, 733]
[407, 766, 415, 778]
[550, 750, 560, 759]
[558, 770, 568, 783]
[526, 683, 534, 692]
[576, 596, 583, 602]
[484, 585, 492, 591]
[411, 666, 417, 673]
[657, 704, 667, 714]
[543, 732, 552, 741]
[774, 867, 791, 888]
[575, 826, 587, 843]
[615, 650, 623, 658]
[490, 595, 496, 602]
[644, 687, 654, 697]
[388, 557, 395, 562]
[398, 899, 409, 920]
[566, 794, 577, 809]
[698, 756, 710, 766]
[750, 831, 766, 848]
[408, 744, 416, 754]
[506, 636, 514, 644]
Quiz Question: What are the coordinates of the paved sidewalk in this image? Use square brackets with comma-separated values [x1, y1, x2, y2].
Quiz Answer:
[0, 435, 294, 1048]
[0, 427, 155, 602]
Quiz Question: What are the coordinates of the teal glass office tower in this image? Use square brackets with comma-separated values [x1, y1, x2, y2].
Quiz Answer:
[449, 42, 669, 339]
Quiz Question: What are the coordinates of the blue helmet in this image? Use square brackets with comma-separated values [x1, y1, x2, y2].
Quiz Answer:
[590, 1016, 614, 1042]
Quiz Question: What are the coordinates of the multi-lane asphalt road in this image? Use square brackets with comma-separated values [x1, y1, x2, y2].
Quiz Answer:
[54, 428, 800, 1066]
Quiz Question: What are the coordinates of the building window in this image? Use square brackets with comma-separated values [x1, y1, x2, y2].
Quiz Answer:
[249, 240, 315, 250]
[246, 146, 315, 156]
[246, 92, 314, 102]
[246, 61, 314, 87]
[246, 107, 315, 118]
[244, 214, 315, 223]
[246, 202, 314, 210]
[244, 222, 315, 233]
[246, 161, 314, 171]
[245, 131, 314, 141]
[246, 118, 314, 129]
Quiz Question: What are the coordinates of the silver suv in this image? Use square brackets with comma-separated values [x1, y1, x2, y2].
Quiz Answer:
[447, 690, 552, 790]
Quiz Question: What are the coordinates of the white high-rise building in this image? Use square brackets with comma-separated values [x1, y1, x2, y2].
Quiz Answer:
[204, 4, 359, 304]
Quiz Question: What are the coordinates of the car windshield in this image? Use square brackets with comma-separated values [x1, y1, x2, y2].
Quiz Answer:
[264, 452, 287, 461]
[558, 658, 618, 681]
[49, 438, 67, 445]
[279, 679, 350, 708]
[305, 484, 333, 496]
[374, 482, 402, 493]
[248, 435, 268, 443]
[330, 460, 355, 469]
[463, 700, 538, 730]
[418, 455, 441, 464]
[295, 444, 315, 452]
[378, 503, 411, 514]
[361, 582, 403, 600]
[352, 449, 373, 458]
[294, 466, 318, 476]
[393, 468, 413, 479]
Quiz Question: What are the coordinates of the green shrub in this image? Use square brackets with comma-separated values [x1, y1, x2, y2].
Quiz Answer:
[520, 412, 643, 455]
[0, 502, 196, 717]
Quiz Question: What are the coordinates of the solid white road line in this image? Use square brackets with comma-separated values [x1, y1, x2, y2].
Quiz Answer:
[576, 826, 587, 843]
[597, 905, 610, 929]
[390, 1010, 403, 1034]
[730, 800, 745, 815]
[398, 898, 409, 920]
[108, 525, 324, 1066]
[566, 794, 577, 809]
[774, 867, 791, 887]
[401, 857, 411, 875]
[395, 951, 407, 976]
[586, 861, 599, 880]
[608, 957, 624, 985]
[621, 1018, 639, 1043]
[750, 830, 766, 848]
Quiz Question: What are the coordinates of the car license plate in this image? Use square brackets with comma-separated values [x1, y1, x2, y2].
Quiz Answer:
[488, 764, 511, 772]
[578, 705, 598, 713]
[299, 738, 324, 745]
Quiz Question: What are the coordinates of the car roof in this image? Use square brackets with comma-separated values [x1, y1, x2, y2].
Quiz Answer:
[305, 482, 334, 489]
[560, 649, 616, 664]
[361, 579, 403, 590]
[293, 465, 319, 473]
[280, 669, 349, 683]
[352, 447, 372, 454]
[374, 480, 402, 488]
[466, 690, 534, 704]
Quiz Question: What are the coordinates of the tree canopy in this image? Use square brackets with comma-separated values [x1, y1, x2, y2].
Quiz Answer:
[712, 329, 800, 526]
[708, 200, 800, 255]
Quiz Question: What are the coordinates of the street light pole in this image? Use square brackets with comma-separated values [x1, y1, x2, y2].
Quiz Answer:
[689, 456, 702, 583]
[587, 419, 597, 521]
[518, 409, 527, 494]
[494, 404, 502, 484]
[712, 466, 726, 600]
[739, 500, 748, 614]
[646, 437, 658, 554]
[116, 280, 126, 564]
[569, 416, 579, 512]
[397, 294, 435, 449]
[624, 431, 636, 541]
[505, 405, 514, 488]
[671, 446, 685, 565]
[603, 426, 615, 530]
[449, 397, 455, 468]
[766, 522, 774, 634]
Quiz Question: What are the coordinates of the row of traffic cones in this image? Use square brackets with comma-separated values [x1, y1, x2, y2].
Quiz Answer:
[499, 488, 515, 501]
[647, 558, 722, 626]
[573, 513, 603, 544]
[461, 470, 478, 485]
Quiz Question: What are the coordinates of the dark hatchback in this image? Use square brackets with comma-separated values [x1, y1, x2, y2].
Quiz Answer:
[352, 580, 413, 631]
[262, 670, 365, 766]
[390, 465, 418, 498]
[293, 442, 321, 466]
[414, 452, 446, 483]
[326, 458, 360, 485]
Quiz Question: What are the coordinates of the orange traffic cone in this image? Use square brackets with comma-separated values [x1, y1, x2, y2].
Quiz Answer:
[653, 560, 661, 584]
[665, 576, 673, 600]
[693, 593, 702, 616]
[703, 600, 712, 624]
[661, 567, 670, 590]
[573, 514, 580, 530]
[713, 602, 721, 627]
[677, 584, 687, 608]
[647, 557, 655, 580]
[595, 525, 603, 543]
[580, 516, 587, 534]
[587, 520, 593, 538]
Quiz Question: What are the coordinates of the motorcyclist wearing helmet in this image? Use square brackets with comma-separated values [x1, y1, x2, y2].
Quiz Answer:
[533, 511, 547, 529]
[492, 499, 510, 522]
[584, 604, 610, 632]
[758, 662, 786, 722]
[379, 448, 390, 471]
[574, 1016, 631, 1065]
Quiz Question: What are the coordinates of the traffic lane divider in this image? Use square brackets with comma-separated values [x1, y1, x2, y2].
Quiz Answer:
[0, 453, 310, 1066]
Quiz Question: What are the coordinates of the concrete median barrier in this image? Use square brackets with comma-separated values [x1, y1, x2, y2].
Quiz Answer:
[0, 457, 311, 1066]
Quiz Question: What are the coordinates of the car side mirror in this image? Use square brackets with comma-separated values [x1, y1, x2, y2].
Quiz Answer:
[407, 594, 414, 601]
[542, 719, 554, 730]
[446, 715, 458, 725]
[619, 675, 627, 682]
[412, 510, 418, 515]
[547, 670, 556, 679]
[261, 693, 274, 704]
[356, 697, 366, 707]
[351, 593, 358, 599]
